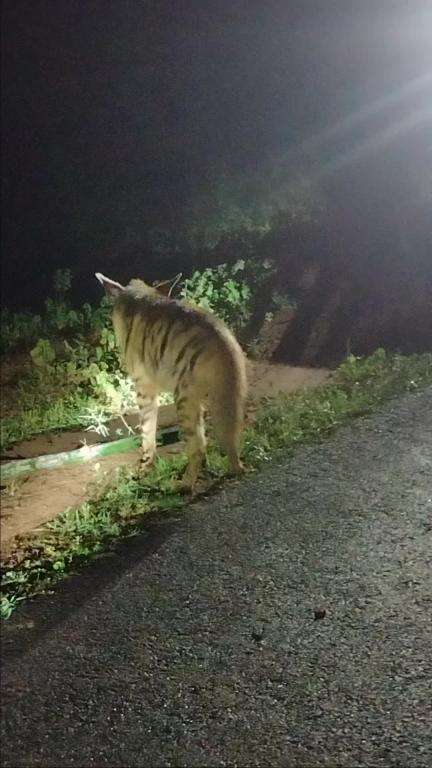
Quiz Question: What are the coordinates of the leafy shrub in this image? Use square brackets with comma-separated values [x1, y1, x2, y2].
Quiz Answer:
[30, 339, 56, 368]
[29, 328, 136, 412]
[0, 309, 43, 354]
[180, 261, 252, 334]
[179, 258, 277, 337]
[1, 260, 290, 449]
[1, 270, 112, 355]
[53, 267, 73, 297]
[183, 176, 272, 251]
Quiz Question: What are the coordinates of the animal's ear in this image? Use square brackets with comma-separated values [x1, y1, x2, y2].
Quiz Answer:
[152, 273, 183, 297]
[95, 272, 126, 298]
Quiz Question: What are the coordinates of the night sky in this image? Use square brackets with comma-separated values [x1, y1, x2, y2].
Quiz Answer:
[2, 0, 432, 309]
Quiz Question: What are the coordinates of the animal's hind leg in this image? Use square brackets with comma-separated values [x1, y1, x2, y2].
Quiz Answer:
[210, 398, 244, 477]
[135, 386, 158, 470]
[176, 394, 206, 490]
[222, 434, 244, 476]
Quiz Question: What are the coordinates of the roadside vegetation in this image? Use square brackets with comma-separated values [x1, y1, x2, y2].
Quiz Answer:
[1, 261, 284, 451]
[1, 269, 131, 450]
[2, 348, 431, 619]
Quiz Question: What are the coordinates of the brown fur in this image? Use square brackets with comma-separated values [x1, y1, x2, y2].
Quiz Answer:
[96, 273, 247, 489]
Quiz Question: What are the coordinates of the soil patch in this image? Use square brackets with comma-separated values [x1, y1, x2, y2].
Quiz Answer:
[0, 443, 185, 556]
[247, 359, 330, 399]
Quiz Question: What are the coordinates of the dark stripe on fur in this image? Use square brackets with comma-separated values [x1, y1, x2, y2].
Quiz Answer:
[158, 320, 175, 363]
[189, 346, 204, 372]
[174, 337, 199, 367]
[177, 363, 190, 385]
[124, 316, 134, 354]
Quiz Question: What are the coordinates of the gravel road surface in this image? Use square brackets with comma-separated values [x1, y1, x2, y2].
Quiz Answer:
[2, 388, 432, 767]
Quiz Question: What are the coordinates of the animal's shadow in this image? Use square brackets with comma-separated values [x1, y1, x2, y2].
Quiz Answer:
[1, 510, 184, 662]
[1, 474, 233, 663]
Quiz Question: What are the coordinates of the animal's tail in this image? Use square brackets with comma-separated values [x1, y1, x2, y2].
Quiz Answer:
[210, 341, 247, 472]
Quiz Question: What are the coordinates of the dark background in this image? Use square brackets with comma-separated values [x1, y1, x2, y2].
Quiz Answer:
[2, 0, 432, 313]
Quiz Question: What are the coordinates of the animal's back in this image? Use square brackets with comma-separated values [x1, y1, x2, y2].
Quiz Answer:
[113, 288, 247, 441]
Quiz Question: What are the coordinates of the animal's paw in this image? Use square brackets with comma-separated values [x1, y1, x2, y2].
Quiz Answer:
[171, 467, 201, 496]
[170, 478, 194, 495]
[135, 454, 155, 476]
[228, 459, 245, 477]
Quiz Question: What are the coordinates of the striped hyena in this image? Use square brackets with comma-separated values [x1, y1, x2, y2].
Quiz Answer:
[96, 272, 247, 490]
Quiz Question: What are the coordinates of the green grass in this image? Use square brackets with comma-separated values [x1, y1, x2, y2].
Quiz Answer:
[1, 349, 431, 620]
[1, 343, 173, 453]
[0, 382, 171, 453]
[0, 391, 101, 451]
[243, 349, 432, 462]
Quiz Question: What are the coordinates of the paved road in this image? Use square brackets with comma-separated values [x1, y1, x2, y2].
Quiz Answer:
[2, 388, 432, 768]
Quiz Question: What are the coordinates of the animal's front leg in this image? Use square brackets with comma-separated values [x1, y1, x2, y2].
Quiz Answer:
[136, 387, 159, 470]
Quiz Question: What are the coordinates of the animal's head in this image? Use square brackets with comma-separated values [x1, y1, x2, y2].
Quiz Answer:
[95, 272, 182, 300]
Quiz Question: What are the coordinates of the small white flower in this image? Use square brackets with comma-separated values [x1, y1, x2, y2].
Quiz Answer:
[232, 259, 245, 273]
